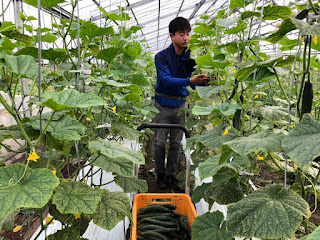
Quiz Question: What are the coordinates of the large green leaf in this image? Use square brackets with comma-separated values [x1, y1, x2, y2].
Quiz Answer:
[227, 184, 311, 239]
[91, 154, 133, 177]
[0, 163, 59, 221]
[265, 18, 297, 44]
[303, 226, 320, 240]
[282, 114, 320, 170]
[221, 131, 283, 162]
[0, 129, 24, 142]
[0, 55, 38, 78]
[47, 227, 81, 240]
[235, 55, 295, 81]
[26, 116, 86, 141]
[192, 211, 234, 240]
[241, 11, 260, 20]
[196, 85, 227, 99]
[80, 21, 114, 41]
[89, 139, 144, 164]
[186, 124, 235, 150]
[52, 180, 101, 214]
[256, 106, 296, 122]
[111, 122, 141, 140]
[97, 47, 121, 63]
[225, 20, 247, 34]
[0, 21, 15, 33]
[291, 18, 320, 36]
[40, 33, 57, 43]
[25, 0, 65, 8]
[206, 177, 243, 204]
[0, 36, 18, 52]
[198, 154, 244, 180]
[93, 190, 130, 230]
[192, 103, 240, 116]
[195, 54, 229, 69]
[229, 0, 251, 9]
[216, 17, 239, 28]
[261, 6, 293, 20]
[15, 47, 68, 62]
[41, 89, 107, 110]
[114, 176, 148, 193]
[244, 67, 275, 83]
[193, 25, 214, 36]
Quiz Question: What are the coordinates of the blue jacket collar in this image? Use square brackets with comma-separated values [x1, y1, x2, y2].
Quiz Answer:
[169, 43, 191, 60]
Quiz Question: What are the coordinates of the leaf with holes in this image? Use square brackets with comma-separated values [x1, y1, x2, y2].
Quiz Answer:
[265, 18, 297, 44]
[91, 154, 133, 177]
[114, 176, 148, 193]
[227, 184, 311, 239]
[93, 190, 130, 230]
[282, 114, 320, 170]
[192, 211, 234, 240]
[89, 139, 144, 164]
[52, 180, 102, 214]
[0, 163, 59, 221]
[41, 89, 107, 110]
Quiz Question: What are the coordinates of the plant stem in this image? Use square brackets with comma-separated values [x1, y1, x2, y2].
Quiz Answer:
[273, 68, 290, 104]
[0, 94, 34, 149]
[269, 153, 285, 171]
[35, 112, 56, 147]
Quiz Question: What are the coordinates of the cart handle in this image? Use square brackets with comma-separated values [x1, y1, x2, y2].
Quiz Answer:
[137, 123, 190, 138]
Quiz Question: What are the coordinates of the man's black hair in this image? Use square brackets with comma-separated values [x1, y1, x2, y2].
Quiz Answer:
[169, 17, 191, 35]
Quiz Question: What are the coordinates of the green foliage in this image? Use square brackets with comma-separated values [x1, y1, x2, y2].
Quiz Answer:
[88, 139, 145, 164]
[25, 0, 65, 8]
[47, 227, 82, 240]
[0, 55, 38, 78]
[282, 114, 320, 170]
[114, 176, 148, 193]
[41, 89, 107, 110]
[93, 190, 130, 230]
[91, 154, 134, 177]
[192, 211, 234, 240]
[52, 180, 102, 214]
[0, 164, 59, 221]
[227, 185, 311, 239]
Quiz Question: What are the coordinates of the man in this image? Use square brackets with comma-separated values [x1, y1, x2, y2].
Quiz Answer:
[153, 17, 208, 190]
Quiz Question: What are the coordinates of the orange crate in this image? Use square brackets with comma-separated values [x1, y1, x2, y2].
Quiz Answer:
[131, 193, 197, 240]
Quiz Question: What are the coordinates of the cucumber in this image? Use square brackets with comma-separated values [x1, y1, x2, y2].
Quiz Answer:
[301, 80, 313, 117]
[138, 204, 173, 215]
[138, 214, 174, 222]
[140, 224, 176, 233]
[139, 230, 171, 240]
[138, 217, 177, 228]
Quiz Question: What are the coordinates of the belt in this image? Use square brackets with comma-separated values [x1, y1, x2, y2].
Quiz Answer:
[155, 91, 188, 101]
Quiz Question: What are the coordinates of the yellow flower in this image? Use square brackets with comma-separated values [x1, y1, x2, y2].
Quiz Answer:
[299, 36, 304, 41]
[232, 69, 236, 73]
[212, 100, 215, 106]
[313, 36, 318, 45]
[52, 170, 56, 175]
[13, 225, 22, 232]
[86, 117, 91, 121]
[294, 163, 298, 169]
[301, 174, 305, 178]
[74, 214, 81, 219]
[112, 106, 116, 113]
[290, 125, 293, 129]
[46, 216, 54, 224]
[276, 81, 279, 86]
[83, 179, 87, 184]
[254, 95, 259, 99]
[223, 128, 228, 136]
[27, 152, 40, 162]
[3, 110, 8, 114]
[257, 155, 264, 161]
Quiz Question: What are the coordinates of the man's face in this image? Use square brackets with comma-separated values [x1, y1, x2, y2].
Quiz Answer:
[170, 30, 191, 48]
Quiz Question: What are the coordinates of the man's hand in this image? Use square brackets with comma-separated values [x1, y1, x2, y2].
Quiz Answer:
[190, 74, 209, 84]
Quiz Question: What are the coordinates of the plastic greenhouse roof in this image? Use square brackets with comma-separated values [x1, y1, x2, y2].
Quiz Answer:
[1, 0, 315, 54]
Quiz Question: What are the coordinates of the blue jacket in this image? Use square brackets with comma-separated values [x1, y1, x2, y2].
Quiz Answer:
[154, 43, 198, 107]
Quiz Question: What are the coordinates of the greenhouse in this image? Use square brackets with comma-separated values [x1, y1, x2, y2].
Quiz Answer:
[1, 0, 320, 239]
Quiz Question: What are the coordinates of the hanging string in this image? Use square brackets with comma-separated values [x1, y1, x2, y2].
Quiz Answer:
[248, 0, 265, 135]
[76, 1, 80, 90]
[37, 0, 43, 167]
